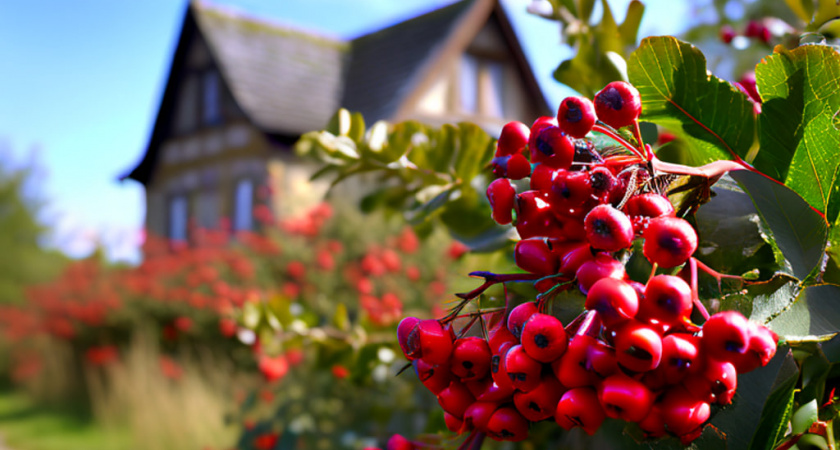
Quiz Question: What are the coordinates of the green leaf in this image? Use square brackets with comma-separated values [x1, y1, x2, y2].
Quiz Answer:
[785, 0, 815, 24]
[453, 123, 494, 182]
[554, 39, 625, 97]
[792, 399, 820, 435]
[748, 350, 800, 450]
[812, 0, 840, 29]
[628, 36, 756, 164]
[731, 170, 829, 281]
[617, 0, 645, 46]
[754, 44, 840, 223]
[767, 284, 840, 340]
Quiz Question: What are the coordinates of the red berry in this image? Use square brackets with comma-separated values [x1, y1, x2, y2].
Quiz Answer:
[487, 407, 530, 442]
[413, 359, 453, 395]
[720, 24, 736, 44]
[549, 170, 593, 217]
[514, 374, 564, 421]
[732, 322, 778, 373]
[585, 278, 639, 329]
[514, 239, 559, 275]
[411, 319, 455, 366]
[504, 153, 532, 180]
[623, 193, 675, 233]
[528, 116, 559, 158]
[657, 333, 701, 384]
[584, 204, 635, 252]
[594, 81, 642, 129]
[551, 335, 599, 388]
[660, 386, 711, 437]
[451, 337, 492, 381]
[496, 121, 530, 157]
[557, 96, 597, 138]
[556, 242, 594, 277]
[514, 191, 560, 239]
[614, 321, 663, 373]
[464, 401, 501, 432]
[701, 311, 750, 363]
[387, 434, 415, 450]
[575, 253, 625, 294]
[555, 387, 606, 435]
[437, 381, 476, 419]
[639, 405, 667, 438]
[398, 316, 420, 359]
[530, 126, 575, 169]
[639, 275, 693, 326]
[486, 178, 516, 225]
[444, 411, 466, 433]
[521, 313, 568, 363]
[598, 373, 654, 422]
[503, 344, 542, 392]
[642, 216, 698, 268]
[507, 301, 539, 339]
[589, 165, 619, 203]
[702, 358, 738, 405]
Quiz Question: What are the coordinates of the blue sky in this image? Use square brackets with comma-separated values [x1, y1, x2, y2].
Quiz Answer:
[0, 0, 693, 262]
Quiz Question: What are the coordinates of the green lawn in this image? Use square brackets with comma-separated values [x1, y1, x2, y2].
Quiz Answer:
[0, 389, 131, 450]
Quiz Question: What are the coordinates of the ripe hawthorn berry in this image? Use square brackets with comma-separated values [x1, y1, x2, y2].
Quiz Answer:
[514, 238, 559, 275]
[701, 311, 750, 363]
[557, 96, 597, 139]
[531, 126, 575, 169]
[660, 386, 711, 437]
[507, 301, 539, 339]
[594, 81, 642, 129]
[520, 313, 567, 362]
[598, 373, 654, 423]
[386, 434, 415, 450]
[656, 333, 701, 384]
[555, 387, 606, 436]
[409, 319, 455, 366]
[444, 411, 465, 433]
[413, 358, 453, 395]
[487, 406, 530, 442]
[397, 316, 420, 359]
[639, 405, 667, 439]
[513, 374, 564, 422]
[465, 401, 501, 432]
[589, 165, 619, 203]
[584, 204, 635, 252]
[504, 344, 542, 392]
[639, 274, 693, 326]
[550, 170, 593, 217]
[731, 321, 777, 373]
[496, 121, 530, 157]
[614, 320, 663, 373]
[551, 335, 600, 388]
[642, 216, 698, 269]
[486, 178, 516, 225]
[437, 381, 476, 419]
[585, 278, 639, 329]
[575, 253, 626, 295]
[451, 337, 492, 381]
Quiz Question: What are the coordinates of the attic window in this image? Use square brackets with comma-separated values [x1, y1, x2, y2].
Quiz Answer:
[458, 53, 506, 118]
[203, 70, 222, 125]
[174, 74, 199, 134]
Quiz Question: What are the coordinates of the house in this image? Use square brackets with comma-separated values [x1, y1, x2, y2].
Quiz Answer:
[123, 0, 551, 242]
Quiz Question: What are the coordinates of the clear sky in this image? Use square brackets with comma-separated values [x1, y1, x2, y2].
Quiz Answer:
[0, 0, 692, 263]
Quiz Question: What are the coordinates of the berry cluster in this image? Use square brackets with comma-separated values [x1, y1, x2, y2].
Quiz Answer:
[397, 81, 779, 446]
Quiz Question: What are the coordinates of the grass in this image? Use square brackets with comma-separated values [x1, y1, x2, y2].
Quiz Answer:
[0, 388, 131, 450]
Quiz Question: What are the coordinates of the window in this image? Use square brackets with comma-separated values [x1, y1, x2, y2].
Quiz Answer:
[458, 53, 506, 118]
[203, 70, 221, 125]
[233, 179, 254, 232]
[168, 195, 188, 242]
[459, 54, 479, 113]
[174, 74, 199, 134]
[197, 189, 219, 229]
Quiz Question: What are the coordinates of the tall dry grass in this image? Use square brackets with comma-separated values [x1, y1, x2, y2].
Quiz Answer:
[85, 331, 240, 450]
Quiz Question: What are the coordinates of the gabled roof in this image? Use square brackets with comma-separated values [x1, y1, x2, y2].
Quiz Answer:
[124, 0, 550, 185]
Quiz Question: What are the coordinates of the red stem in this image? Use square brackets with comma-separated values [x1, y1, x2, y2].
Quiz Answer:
[593, 123, 647, 160]
[689, 257, 710, 321]
[455, 272, 543, 300]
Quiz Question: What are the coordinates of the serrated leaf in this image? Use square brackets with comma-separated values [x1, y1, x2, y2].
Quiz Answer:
[628, 36, 756, 164]
[767, 284, 840, 340]
[731, 170, 829, 281]
[747, 350, 800, 450]
[754, 44, 840, 223]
